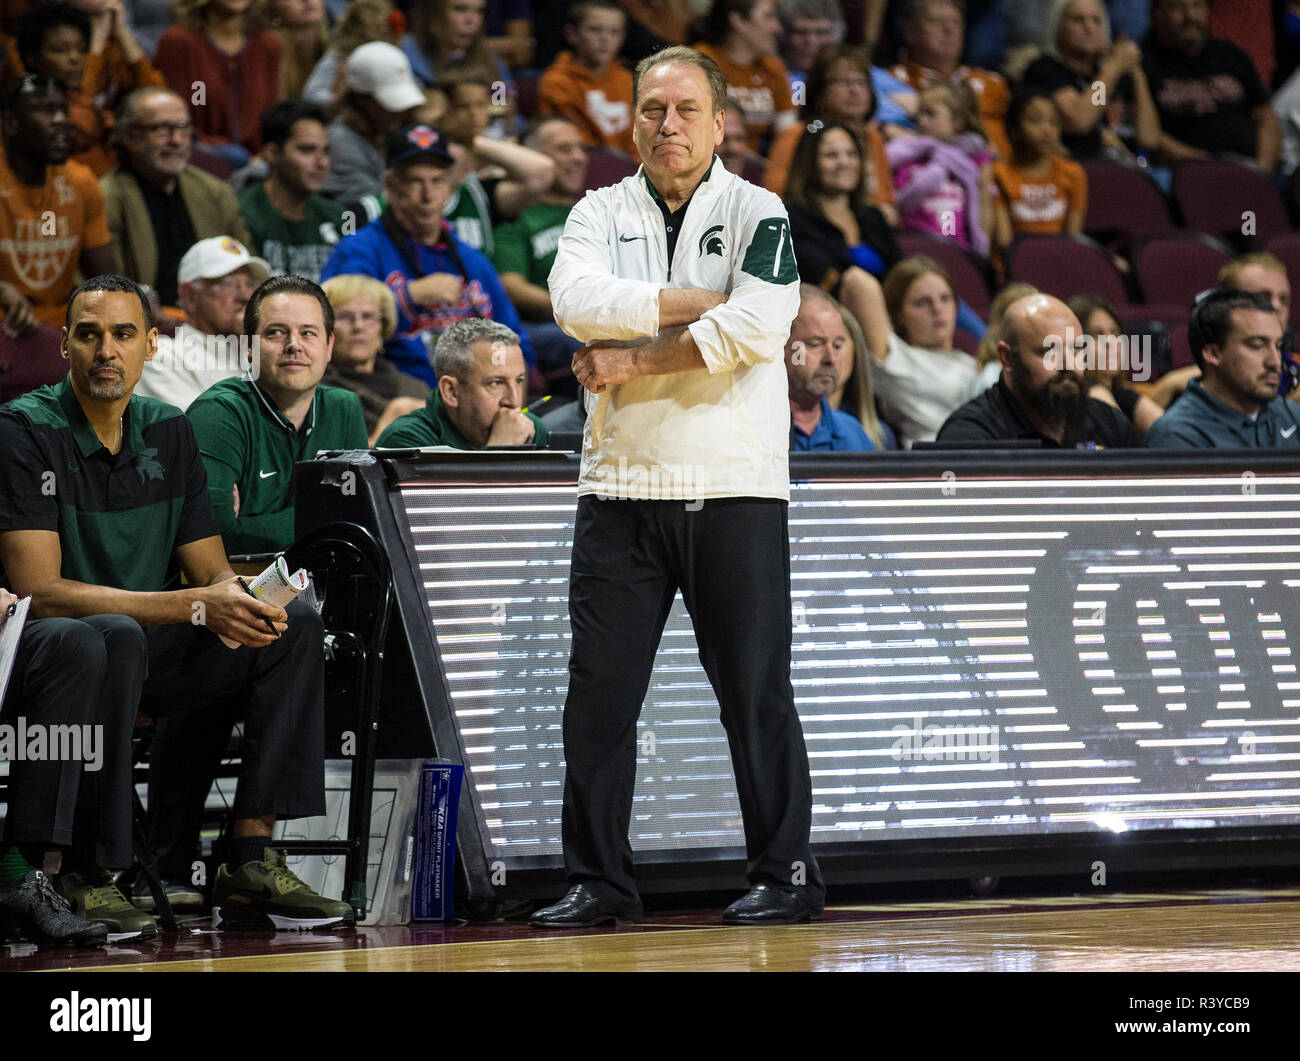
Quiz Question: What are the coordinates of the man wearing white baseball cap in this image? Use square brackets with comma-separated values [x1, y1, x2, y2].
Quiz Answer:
[134, 236, 271, 412]
[322, 40, 427, 222]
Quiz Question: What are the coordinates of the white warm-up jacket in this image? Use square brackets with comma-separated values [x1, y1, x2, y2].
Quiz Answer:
[548, 159, 800, 501]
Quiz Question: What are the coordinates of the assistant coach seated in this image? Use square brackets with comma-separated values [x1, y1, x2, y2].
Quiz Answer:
[186, 275, 368, 555]
[1146, 290, 1299, 449]
[0, 275, 352, 931]
[936, 293, 1140, 449]
[375, 319, 550, 448]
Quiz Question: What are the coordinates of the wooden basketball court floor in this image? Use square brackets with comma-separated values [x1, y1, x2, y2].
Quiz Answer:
[10, 885, 1300, 972]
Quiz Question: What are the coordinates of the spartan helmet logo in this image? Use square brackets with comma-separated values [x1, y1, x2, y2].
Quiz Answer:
[698, 225, 724, 257]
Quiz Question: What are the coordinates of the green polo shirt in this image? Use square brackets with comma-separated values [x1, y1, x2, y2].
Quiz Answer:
[0, 376, 220, 592]
[186, 377, 368, 554]
[375, 391, 549, 449]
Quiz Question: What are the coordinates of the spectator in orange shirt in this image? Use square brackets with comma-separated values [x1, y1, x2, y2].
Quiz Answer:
[0, 76, 115, 330]
[694, 0, 797, 154]
[992, 89, 1087, 255]
[12, 0, 163, 177]
[538, 0, 637, 156]
[764, 45, 897, 225]
[888, 0, 1010, 160]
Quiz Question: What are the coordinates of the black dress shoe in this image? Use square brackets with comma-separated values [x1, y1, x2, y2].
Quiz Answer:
[722, 884, 821, 925]
[529, 885, 642, 929]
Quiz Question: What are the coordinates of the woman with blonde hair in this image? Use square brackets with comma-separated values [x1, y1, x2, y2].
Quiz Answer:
[831, 299, 898, 450]
[268, 0, 328, 100]
[320, 275, 429, 446]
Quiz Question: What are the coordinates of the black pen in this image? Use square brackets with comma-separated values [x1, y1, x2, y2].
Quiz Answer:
[237, 577, 281, 639]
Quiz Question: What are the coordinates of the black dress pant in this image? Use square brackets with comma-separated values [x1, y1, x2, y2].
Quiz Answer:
[142, 598, 326, 880]
[561, 496, 825, 914]
[2, 615, 145, 869]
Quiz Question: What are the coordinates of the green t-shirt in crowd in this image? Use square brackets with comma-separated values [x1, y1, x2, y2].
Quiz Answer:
[444, 173, 499, 257]
[186, 376, 368, 555]
[237, 182, 350, 282]
[0, 377, 219, 592]
[492, 200, 574, 288]
[375, 390, 549, 449]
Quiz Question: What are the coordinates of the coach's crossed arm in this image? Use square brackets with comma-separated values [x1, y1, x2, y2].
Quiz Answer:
[572, 289, 728, 393]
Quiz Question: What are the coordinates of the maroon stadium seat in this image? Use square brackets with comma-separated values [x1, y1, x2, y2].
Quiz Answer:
[514, 75, 538, 120]
[1133, 232, 1233, 306]
[0, 324, 65, 402]
[1173, 160, 1293, 249]
[1265, 231, 1300, 325]
[1007, 234, 1131, 310]
[583, 145, 638, 191]
[1136, 301, 1196, 328]
[187, 142, 236, 181]
[952, 324, 979, 357]
[897, 231, 993, 316]
[1081, 160, 1176, 244]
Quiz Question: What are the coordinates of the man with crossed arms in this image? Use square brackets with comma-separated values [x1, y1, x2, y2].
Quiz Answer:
[531, 46, 824, 928]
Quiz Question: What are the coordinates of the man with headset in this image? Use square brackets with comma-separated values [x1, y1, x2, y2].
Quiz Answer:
[1147, 289, 1300, 449]
[319, 125, 535, 389]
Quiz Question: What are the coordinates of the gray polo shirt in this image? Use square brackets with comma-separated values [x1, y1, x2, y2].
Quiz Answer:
[1146, 378, 1300, 449]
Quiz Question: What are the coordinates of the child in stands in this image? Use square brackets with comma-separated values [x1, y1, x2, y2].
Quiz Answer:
[537, 0, 636, 157]
[886, 82, 994, 256]
[991, 88, 1087, 258]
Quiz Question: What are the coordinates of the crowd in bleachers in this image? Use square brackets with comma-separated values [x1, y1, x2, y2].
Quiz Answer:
[0, 0, 1296, 456]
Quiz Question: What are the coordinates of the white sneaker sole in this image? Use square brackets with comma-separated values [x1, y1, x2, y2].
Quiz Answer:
[211, 905, 348, 931]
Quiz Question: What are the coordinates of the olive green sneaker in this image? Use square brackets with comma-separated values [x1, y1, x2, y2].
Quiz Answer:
[211, 848, 355, 931]
[59, 869, 158, 943]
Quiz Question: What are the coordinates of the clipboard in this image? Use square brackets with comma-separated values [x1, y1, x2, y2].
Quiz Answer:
[0, 596, 31, 708]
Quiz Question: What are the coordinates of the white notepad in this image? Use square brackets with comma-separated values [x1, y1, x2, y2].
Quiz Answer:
[0, 596, 31, 707]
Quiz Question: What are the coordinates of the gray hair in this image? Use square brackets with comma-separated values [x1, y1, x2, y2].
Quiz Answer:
[634, 46, 728, 115]
[116, 85, 186, 126]
[798, 282, 839, 311]
[433, 319, 522, 381]
[779, 0, 845, 41]
[1042, 0, 1110, 58]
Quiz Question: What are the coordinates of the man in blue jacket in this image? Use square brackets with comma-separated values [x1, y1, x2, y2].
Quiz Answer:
[319, 125, 535, 389]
